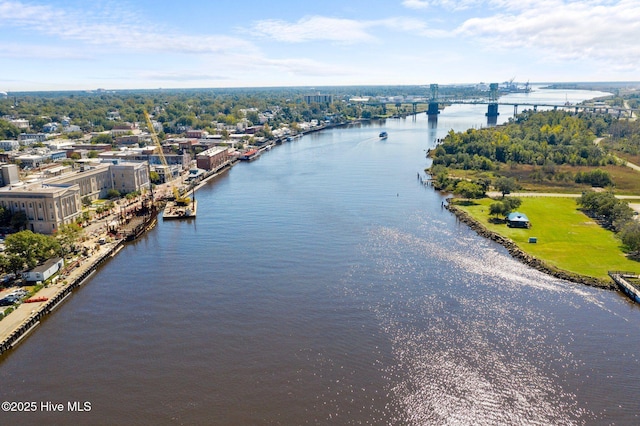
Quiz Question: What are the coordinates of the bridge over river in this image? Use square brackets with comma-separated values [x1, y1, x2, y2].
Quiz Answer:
[360, 82, 637, 122]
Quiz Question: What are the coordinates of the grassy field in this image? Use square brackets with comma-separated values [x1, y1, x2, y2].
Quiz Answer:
[456, 197, 640, 280]
[440, 164, 640, 195]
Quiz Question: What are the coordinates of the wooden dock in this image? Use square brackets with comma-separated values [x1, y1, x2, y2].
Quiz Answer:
[608, 271, 640, 304]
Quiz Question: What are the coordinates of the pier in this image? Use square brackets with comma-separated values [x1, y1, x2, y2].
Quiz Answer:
[608, 271, 640, 304]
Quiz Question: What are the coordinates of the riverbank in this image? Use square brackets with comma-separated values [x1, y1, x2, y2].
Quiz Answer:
[445, 201, 616, 289]
[0, 159, 240, 356]
[0, 238, 125, 354]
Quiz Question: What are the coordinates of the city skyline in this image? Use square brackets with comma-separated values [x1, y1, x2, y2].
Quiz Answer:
[1, 0, 639, 92]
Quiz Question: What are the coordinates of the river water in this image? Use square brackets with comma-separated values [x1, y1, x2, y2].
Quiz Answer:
[1, 88, 639, 425]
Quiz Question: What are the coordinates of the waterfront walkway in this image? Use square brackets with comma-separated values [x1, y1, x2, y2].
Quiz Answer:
[0, 239, 123, 354]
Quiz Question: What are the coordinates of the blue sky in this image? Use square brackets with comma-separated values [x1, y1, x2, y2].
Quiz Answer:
[1, 0, 638, 91]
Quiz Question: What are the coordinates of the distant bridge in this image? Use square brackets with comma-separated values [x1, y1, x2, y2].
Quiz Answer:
[446, 99, 637, 117]
[357, 81, 637, 121]
[362, 99, 637, 120]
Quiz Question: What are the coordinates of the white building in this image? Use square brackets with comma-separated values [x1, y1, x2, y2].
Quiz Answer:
[9, 119, 29, 129]
[23, 257, 64, 282]
[0, 140, 20, 151]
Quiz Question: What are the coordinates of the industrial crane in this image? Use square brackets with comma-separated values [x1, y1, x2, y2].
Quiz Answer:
[143, 111, 190, 204]
[143, 110, 169, 173]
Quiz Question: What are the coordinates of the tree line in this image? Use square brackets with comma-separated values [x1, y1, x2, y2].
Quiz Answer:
[431, 110, 617, 171]
[577, 191, 640, 254]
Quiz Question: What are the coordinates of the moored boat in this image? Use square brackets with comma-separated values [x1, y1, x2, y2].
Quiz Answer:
[239, 148, 260, 161]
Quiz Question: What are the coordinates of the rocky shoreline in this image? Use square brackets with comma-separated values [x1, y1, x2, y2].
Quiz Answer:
[445, 202, 616, 290]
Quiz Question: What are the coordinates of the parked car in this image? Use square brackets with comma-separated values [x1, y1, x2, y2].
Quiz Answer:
[9, 289, 28, 298]
[0, 295, 21, 306]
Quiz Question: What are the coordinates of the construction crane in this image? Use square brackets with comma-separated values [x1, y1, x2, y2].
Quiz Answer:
[143, 110, 169, 173]
[143, 110, 190, 204]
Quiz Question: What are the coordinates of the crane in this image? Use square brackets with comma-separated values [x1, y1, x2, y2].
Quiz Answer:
[143, 111, 190, 204]
[143, 110, 169, 174]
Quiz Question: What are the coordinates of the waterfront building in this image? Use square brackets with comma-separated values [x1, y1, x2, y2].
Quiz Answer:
[0, 162, 150, 233]
[196, 147, 230, 171]
[110, 162, 151, 194]
[23, 257, 64, 283]
[0, 183, 82, 234]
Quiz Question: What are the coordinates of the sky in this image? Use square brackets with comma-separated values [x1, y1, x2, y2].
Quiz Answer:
[0, 0, 639, 92]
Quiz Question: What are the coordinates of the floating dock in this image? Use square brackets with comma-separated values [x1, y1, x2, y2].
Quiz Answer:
[163, 199, 197, 220]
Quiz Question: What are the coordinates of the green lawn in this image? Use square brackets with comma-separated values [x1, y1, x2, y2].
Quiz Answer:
[456, 197, 640, 280]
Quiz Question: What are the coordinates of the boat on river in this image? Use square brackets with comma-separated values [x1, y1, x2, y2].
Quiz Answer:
[239, 149, 260, 161]
[379, 131, 388, 139]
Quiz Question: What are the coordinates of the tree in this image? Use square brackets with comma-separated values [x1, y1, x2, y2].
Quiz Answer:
[4, 230, 60, 272]
[489, 197, 522, 218]
[91, 133, 113, 145]
[10, 211, 28, 231]
[55, 223, 83, 256]
[495, 177, 518, 197]
[107, 189, 121, 199]
[621, 220, 640, 254]
[489, 202, 507, 218]
[453, 181, 485, 199]
[502, 197, 522, 213]
[0, 119, 20, 139]
[149, 171, 161, 184]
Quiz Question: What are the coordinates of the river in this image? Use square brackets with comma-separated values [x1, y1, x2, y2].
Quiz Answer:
[1, 88, 639, 425]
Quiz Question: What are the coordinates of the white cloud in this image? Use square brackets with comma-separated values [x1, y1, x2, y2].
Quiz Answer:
[402, 0, 431, 9]
[251, 16, 376, 43]
[455, 0, 640, 68]
[402, 0, 486, 11]
[137, 71, 232, 82]
[251, 15, 447, 43]
[0, 43, 91, 59]
[0, 0, 256, 55]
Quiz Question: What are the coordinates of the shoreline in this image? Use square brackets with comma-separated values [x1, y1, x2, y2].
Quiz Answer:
[0, 161, 238, 356]
[0, 239, 125, 355]
[444, 202, 616, 290]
